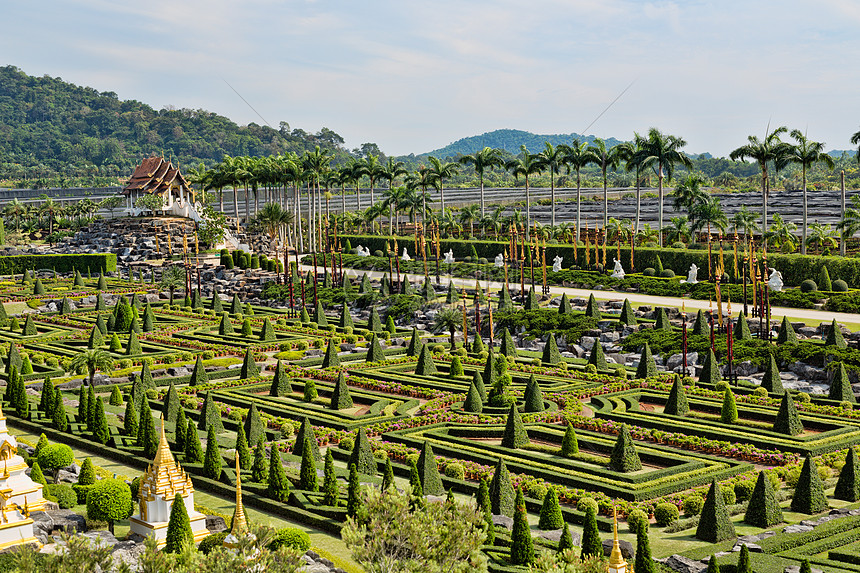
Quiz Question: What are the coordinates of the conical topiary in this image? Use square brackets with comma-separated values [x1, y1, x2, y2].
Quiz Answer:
[292, 416, 321, 461]
[203, 425, 223, 479]
[584, 294, 600, 319]
[367, 307, 382, 332]
[406, 327, 422, 357]
[777, 315, 797, 345]
[416, 441, 444, 496]
[692, 309, 708, 336]
[164, 493, 193, 553]
[498, 282, 513, 310]
[826, 319, 847, 349]
[744, 470, 784, 527]
[501, 403, 529, 449]
[665, 374, 689, 416]
[609, 424, 641, 472]
[560, 424, 578, 456]
[760, 353, 785, 395]
[163, 381, 181, 423]
[339, 303, 353, 328]
[463, 380, 483, 413]
[510, 488, 534, 566]
[321, 338, 340, 369]
[189, 355, 209, 385]
[587, 340, 607, 370]
[259, 319, 276, 341]
[313, 302, 328, 327]
[489, 458, 514, 517]
[349, 427, 375, 476]
[330, 371, 353, 410]
[829, 362, 856, 403]
[699, 348, 721, 385]
[500, 328, 517, 358]
[654, 307, 671, 331]
[695, 479, 736, 542]
[721, 389, 738, 424]
[773, 392, 803, 435]
[819, 266, 833, 291]
[244, 403, 265, 447]
[541, 335, 561, 365]
[538, 488, 564, 530]
[525, 287, 540, 311]
[835, 446, 860, 502]
[523, 375, 544, 413]
[635, 342, 657, 379]
[619, 299, 637, 325]
[197, 392, 224, 433]
[790, 454, 829, 514]
[414, 343, 438, 376]
[734, 312, 751, 340]
[558, 293, 572, 315]
[365, 334, 385, 363]
[218, 313, 234, 335]
[580, 506, 602, 559]
[240, 348, 259, 379]
[472, 370, 487, 402]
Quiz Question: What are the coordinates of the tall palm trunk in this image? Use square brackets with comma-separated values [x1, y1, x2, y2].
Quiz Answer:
[525, 177, 531, 240]
[657, 164, 664, 247]
[801, 165, 808, 255]
[761, 166, 769, 239]
[244, 184, 250, 225]
[576, 171, 582, 244]
[635, 169, 641, 234]
[550, 172, 556, 227]
[440, 182, 445, 215]
[602, 167, 608, 229]
[232, 186, 240, 232]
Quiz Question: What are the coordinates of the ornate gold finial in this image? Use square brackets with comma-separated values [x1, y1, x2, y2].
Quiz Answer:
[153, 414, 174, 467]
[2, 458, 7, 479]
[22, 496, 29, 517]
[231, 456, 247, 536]
[608, 505, 628, 572]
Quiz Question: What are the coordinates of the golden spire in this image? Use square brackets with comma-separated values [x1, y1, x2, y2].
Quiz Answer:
[609, 505, 627, 570]
[153, 415, 174, 467]
[231, 456, 247, 535]
[22, 496, 29, 517]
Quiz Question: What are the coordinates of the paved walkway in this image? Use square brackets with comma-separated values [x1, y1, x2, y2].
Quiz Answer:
[300, 264, 860, 329]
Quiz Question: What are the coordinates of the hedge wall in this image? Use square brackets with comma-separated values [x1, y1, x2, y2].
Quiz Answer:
[340, 234, 860, 288]
[0, 253, 117, 274]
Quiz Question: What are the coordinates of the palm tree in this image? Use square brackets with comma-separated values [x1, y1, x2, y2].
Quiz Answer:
[641, 128, 692, 246]
[618, 133, 647, 232]
[68, 349, 114, 387]
[852, 127, 860, 164]
[4, 198, 26, 233]
[459, 147, 503, 220]
[729, 126, 788, 237]
[505, 146, 543, 239]
[805, 222, 838, 254]
[160, 265, 186, 305]
[538, 142, 566, 227]
[635, 224, 659, 246]
[666, 216, 691, 245]
[764, 213, 798, 252]
[559, 140, 598, 243]
[433, 307, 463, 349]
[586, 138, 624, 229]
[39, 197, 60, 238]
[361, 155, 385, 207]
[350, 160, 367, 213]
[380, 159, 408, 233]
[731, 206, 760, 243]
[406, 166, 435, 233]
[784, 130, 835, 254]
[671, 174, 709, 214]
[381, 185, 406, 235]
[690, 196, 728, 242]
[838, 195, 860, 249]
[458, 204, 481, 237]
[427, 156, 459, 215]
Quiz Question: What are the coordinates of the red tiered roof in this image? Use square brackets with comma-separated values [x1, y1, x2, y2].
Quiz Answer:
[123, 156, 190, 196]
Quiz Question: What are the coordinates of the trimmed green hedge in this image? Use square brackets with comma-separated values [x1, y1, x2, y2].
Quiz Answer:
[0, 253, 117, 274]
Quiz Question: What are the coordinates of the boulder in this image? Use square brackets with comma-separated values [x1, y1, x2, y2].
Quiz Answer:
[205, 515, 227, 533]
[602, 538, 634, 560]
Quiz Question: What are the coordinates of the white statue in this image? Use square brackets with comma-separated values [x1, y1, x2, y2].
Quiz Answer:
[681, 263, 698, 284]
[494, 253, 505, 267]
[444, 249, 455, 264]
[610, 258, 624, 279]
[356, 245, 369, 257]
[768, 268, 784, 292]
[552, 255, 564, 273]
[401, 248, 411, 261]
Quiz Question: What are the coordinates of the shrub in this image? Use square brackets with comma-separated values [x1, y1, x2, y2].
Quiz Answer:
[609, 424, 641, 472]
[833, 279, 849, 292]
[734, 479, 755, 502]
[695, 480, 735, 542]
[683, 495, 704, 516]
[268, 527, 311, 552]
[199, 531, 229, 554]
[720, 485, 736, 505]
[46, 483, 77, 508]
[791, 454, 829, 514]
[744, 470, 784, 527]
[627, 508, 649, 533]
[86, 478, 132, 533]
[577, 497, 599, 515]
[642, 267, 656, 277]
[444, 462, 465, 480]
[800, 279, 818, 293]
[38, 443, 74, 481]
[655, 502, 680, 526]
[659, 269, 676, 278]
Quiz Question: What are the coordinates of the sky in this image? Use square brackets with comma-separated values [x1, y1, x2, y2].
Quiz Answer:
[3, 0, 860, 157]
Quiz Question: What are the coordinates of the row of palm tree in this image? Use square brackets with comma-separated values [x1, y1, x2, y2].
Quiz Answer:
[2, 195, 116, 237]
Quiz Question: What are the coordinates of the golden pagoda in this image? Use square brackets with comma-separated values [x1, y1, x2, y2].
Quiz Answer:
[223, 456, 248, 549]
[129, 417, 210, 547]
[608, 506, 628, 573]
[0, 402, 43, 550]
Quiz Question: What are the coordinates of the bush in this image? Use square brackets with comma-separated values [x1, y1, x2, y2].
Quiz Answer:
[577, 497, 598, 515]
[46, 483, 77, 509]
[833, 279, 849, 292]
[734, 480, 755, 502]
[658, 269, 676, 278]
[800, 279, 818, 293]
[268, 527, 311, 552]
[683, 495, 704, 516]
[642, 268, 656, 277]
[339, 437, 354, 451]
[671, 242, 686, 249]
[655, 503, 680, 526]
[627, 508, 649, 533]
[444, 462, 465, 480]
[720, 485, 736, 505]
[199, 531, 229, 554]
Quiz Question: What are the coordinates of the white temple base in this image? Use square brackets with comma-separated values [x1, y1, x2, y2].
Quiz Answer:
[129, 511, 210, 548]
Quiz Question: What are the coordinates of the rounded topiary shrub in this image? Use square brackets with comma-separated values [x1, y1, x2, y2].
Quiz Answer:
[671, 242, 686, 249]
[683, 494, 705, 516]
[577, 497, 598, 515]
[374, 250, 384, 258]
[338, 437, 354, 451]
[734, 479, 755, 502]
[654, 502, 680, 526]
[199, 531, 228, 554]
[444, 462, 465, 480]
[642, 268, 656, 277]
[627, 508, 649, 533]
[268, 527, 311, 552]
[833, 279, 849, 292]
[754, 386, 768, 397]
[715, 380, 730, 392]
[478, 258, 488, 265]
[721, 485, 737, 505]
[800, 279, 818, 293]
[464, 256, 472, 263]
[659, 269, 676, 278]
[46, 484, 77, 509]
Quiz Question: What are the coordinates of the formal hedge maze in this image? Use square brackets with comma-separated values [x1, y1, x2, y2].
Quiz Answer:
[5, 267, 860, 571]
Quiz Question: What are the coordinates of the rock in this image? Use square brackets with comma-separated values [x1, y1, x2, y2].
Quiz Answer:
[600, 331, 620, 343]
[81, 529, 119, 548]
[782, 524, 814, 534]
[112, 540, 145, 572]
[784, 567, 823, 573]
[732, 542, 761, 552]
[602, 538, 634, 560]
[492, 514, 514, 530]
[205, 515, 227, 533]
[56, 469, 78, 483]
[167, 367, 190, 377]
[31, 510, 87, 537]
[734, 361, 757, 377]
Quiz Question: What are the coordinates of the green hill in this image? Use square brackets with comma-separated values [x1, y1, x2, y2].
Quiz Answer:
[0, 65, 353, 182]
[419, 129, 625, 158]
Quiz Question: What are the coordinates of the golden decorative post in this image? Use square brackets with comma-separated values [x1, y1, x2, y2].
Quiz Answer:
[607, 506, 628, 573]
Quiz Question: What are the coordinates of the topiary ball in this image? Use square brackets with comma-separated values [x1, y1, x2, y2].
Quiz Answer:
[627, 508, 649, 533]
[833, 279, 849, 292]
[714, 380, 730, 392]
[577, 497, 599, 515]
[671, 242, 686, 249]
[373, 250, 384, 258]
[268, 527, 311, 552]
[642, 268, 656, 277]
[654, 502, 680, 526]
[658, 269, 676, 278]
[683, 494, 704, 516]
[800, 279, 818, 293]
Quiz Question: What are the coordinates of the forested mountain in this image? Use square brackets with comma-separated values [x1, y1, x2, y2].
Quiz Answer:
[419, 129, 624, 158]
[0, 65, 356, 182]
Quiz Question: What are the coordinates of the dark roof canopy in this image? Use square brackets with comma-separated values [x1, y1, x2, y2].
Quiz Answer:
[123, 156, 190, 196]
